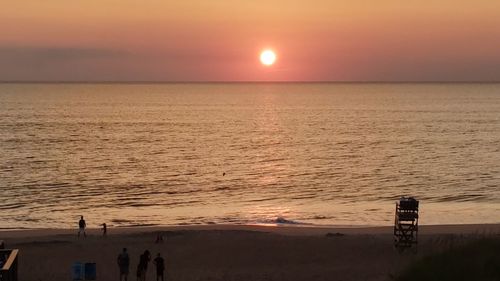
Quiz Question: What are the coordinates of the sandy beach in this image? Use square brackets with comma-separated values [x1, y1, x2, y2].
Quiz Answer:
[1, 224, 499, 281]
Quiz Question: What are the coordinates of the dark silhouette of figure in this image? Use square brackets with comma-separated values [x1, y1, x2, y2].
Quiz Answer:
[136, 263, 142, 281]
[155, 233, 163, 243]
[153, 253, 165, 281]
[138, 250, 151, 281]
[117, 248, 130, 281]
[102, 223, 107, 237]
[78, 216, 86, 238]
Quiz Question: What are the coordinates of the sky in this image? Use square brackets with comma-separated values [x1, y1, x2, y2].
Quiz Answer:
[1, 0, 500, 82]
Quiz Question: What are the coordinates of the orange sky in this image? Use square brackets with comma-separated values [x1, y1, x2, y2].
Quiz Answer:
[1, 1, 500, 81]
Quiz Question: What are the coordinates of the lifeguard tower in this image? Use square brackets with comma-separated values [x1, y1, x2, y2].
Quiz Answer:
[394, 197, 419, 249]
[0, 248, 18, 281]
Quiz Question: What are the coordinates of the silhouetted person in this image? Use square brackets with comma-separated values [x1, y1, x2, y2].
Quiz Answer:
[117, 248, 130, 281]
[155, 233, 163, 243]
[78, 216, 86, 238]
[136, 263, 142, 281]
[102, 223, 107, 237]
[153, 253, 165, 281]
[138, 250, 151, 281]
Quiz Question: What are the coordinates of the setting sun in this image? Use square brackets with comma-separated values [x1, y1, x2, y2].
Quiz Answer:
[260, 50, 276, 66]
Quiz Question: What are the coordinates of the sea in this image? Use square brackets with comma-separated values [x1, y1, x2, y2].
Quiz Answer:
[1, 83, 499, 229]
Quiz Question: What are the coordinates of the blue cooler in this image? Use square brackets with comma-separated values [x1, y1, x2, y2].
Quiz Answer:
[72, 262, 84, 280]
[84, 263, 97, 280]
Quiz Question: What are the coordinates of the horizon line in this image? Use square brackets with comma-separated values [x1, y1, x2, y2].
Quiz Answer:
[1, 80, 500, 84]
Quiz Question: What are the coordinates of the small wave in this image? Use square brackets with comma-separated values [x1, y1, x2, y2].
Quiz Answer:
[120, 223, 160, 227]
[312, 215, 329, 220]
[436, 194, 488, 203]
[0, 226, 32, 230]
[290, 194, 318, 200]
[263, 217, 303, 225]
[14, 217, 41, 222]
[111, 219, 133, 224]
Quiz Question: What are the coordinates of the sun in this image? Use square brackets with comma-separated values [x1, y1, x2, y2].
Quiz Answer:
[260, 49, 276, 66]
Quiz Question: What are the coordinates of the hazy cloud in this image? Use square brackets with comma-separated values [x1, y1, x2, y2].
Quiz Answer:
[0, 45, 130, 81]
[0, 45, 125, 61]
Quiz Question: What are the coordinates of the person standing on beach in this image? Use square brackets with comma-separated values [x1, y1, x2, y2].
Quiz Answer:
[117, 248, 130, 281]
[153, 253, 165, 281]
[138, 250, 151, 281]
[78, 216, 86, 238]
[136, 263, 142, 281]
[102, 223, 107, 237]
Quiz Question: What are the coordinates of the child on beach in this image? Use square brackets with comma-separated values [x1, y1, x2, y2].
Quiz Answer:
[155, 233, 163, 243]
[136, 263, 142, 281]
[102, 223, 107, 237]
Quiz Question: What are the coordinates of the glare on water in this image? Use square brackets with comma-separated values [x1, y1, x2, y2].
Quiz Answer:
[0, 83, 499, 229]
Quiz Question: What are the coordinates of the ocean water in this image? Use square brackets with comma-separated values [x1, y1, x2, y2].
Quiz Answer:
[0, 83, 499, 229]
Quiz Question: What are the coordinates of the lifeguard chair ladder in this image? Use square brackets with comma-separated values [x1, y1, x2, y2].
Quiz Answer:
[394, 197, 419, 249]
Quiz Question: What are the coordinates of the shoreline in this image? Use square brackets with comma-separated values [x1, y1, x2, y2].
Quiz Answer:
[2, 223, 499, 239]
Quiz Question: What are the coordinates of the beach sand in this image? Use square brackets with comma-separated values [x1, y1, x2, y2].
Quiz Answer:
[1, 224, 499, 281]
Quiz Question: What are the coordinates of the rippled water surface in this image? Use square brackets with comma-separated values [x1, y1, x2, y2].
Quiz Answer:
[1, 83, 499, 229]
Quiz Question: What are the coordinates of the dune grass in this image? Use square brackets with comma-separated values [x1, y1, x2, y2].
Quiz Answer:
[397, 237, 500, 281]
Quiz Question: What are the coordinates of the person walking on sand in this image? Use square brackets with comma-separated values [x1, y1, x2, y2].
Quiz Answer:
[138, 250, 151, 281]
[78, 216, 87, 238]
[153, 253, 165, 281]
[117, 248, 130, 281]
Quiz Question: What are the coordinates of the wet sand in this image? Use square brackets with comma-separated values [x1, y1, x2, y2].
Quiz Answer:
[1, 224, 499, 281]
